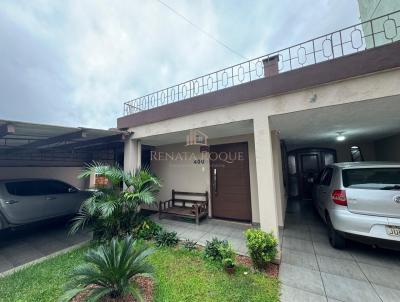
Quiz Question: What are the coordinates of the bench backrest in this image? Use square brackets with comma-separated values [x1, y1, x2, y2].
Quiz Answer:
[172, 190, 208, 208]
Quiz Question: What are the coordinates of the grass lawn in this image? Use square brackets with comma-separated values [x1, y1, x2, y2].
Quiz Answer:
[0, 245, 280, 302]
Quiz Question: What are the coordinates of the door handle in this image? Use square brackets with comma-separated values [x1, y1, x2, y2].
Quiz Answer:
[5, 200, 19, 204]
[213, 168, 218, 195]
[46, 196, 56, 201]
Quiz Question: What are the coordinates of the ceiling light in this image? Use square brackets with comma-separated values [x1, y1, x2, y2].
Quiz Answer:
[336, 132, 346, 141]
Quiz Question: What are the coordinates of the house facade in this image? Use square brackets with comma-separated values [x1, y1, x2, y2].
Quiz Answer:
[118, 10, 400, 237]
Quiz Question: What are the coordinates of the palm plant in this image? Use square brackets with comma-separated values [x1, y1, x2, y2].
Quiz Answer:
[70, 162, 161, 240]
[60, 236, 154, 302]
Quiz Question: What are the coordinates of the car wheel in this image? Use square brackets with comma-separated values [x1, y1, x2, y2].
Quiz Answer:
[327, 215, 346, 249]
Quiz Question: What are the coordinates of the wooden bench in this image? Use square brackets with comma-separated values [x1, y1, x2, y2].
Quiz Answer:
[158, 190, 209, 225]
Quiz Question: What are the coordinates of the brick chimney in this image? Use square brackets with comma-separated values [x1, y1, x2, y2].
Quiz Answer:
[262, 55, 280, 77]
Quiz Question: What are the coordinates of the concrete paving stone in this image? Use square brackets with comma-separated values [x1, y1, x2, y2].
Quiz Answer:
[279, 263, 325, 296]
[284, 227, 312, 241]
[0, 254, 14, 273]
[280, 284, 327, 302]
[313, 241, 354, 260]
[350, 248, 400, 269]
[282, 236, 315, 254]
[316, 254, 367, 281]
[284, 222, 310, 232]
[358, 263, 400, 290]
[310, 231, 329, 244]
[321, 272, 381, 302]
[0, 242, 45, 267]
[282, 248, 319, 271]
[373, 284, 400, 302]
[212, 225, 235, 237]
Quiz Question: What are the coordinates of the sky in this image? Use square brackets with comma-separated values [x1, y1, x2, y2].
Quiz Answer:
[0, 0, 361, 129]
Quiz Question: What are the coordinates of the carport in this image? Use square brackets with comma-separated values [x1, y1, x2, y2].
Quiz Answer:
[270, 96, 400, 203]
[0, 119, 127, 188]
[0, 119, 127, 275]
[270, 97, 400, 302]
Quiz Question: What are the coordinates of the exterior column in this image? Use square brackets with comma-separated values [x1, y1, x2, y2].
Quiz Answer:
[124, 136, 141, 174]
[271, 130, 286, 227]
[253, 116, 279, 236]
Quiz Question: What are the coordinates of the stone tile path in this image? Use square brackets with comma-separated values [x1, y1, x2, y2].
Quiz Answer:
[280, 199, 400, 302]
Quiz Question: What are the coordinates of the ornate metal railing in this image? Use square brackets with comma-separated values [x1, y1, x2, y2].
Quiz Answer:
[124, 10, 400, 115]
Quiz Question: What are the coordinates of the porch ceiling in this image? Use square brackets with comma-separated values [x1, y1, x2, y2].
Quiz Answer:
[140, 120, 253, 146]
[269, 95, 400, 146]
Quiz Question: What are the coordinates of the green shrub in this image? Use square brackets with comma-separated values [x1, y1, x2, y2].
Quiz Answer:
[182, 239, 197, 251]
[60, 236, 154, 302]
[134, 218, 162, 240]
[204, 238, 235, 262]
[222, 257, 235, 269]
[70, 164, 161, 240]
[155, 230, 179, 247]
[244, 228, 278, 270]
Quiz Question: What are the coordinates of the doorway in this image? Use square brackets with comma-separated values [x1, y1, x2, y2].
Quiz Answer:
[287, 148, 336, 200]
[209, 142, 252, 222]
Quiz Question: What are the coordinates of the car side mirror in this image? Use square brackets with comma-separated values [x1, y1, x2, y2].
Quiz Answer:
[68, 187, 78, 193]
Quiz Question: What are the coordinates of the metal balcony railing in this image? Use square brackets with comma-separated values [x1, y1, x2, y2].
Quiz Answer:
[124, 10, 400, 116]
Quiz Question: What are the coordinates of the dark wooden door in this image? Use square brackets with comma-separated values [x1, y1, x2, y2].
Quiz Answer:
[288, 148, 336, 200]
[299, 153, 320, 199]
[210, 142, 252, 221]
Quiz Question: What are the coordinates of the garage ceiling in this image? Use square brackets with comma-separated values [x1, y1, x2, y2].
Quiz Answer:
[140, 120, 254, 146]
[269, 95, 400, 146]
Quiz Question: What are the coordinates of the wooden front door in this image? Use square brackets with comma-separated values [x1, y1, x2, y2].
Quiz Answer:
[210, 142, 252, 221]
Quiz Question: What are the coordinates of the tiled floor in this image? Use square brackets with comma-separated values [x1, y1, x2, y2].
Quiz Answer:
[0, 218, 91, 274]
[280, 199, 400, 302]
[151, 215, 251, 255]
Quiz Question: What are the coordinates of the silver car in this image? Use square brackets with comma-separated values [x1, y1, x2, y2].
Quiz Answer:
[313, 162, 400, 249]
[0, 179, 89, 230]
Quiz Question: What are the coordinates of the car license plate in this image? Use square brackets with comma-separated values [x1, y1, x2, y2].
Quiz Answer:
[386, 225, 400, 237]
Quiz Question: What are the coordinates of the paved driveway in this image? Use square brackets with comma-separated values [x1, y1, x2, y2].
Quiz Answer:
[0, 218, 91, 274]
[280, 199, 400, 302]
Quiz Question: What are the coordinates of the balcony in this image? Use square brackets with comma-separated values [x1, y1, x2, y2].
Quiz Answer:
[123, 10, 400, 116]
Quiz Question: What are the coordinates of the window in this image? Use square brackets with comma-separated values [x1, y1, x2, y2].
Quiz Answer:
[6, 181, 49, 196]
[342, 168, 400, 188]
[46, 180, 74, 194]
[320, 168, 334, 186]
[5, 180, 75, 196]
[350, 146, 364, 162]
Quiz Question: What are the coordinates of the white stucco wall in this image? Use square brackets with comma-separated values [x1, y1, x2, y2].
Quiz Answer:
[149, 134, 261, 223]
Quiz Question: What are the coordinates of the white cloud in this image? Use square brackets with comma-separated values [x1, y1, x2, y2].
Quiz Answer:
[0, 0, 360, 129]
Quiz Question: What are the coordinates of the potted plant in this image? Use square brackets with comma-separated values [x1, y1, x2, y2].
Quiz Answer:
[223, 258, 236, 274]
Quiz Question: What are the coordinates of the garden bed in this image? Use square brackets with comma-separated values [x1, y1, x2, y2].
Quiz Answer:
[0, 245, 280, 302]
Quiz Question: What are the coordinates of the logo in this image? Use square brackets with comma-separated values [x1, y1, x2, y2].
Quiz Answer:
[393, 195, 400, 204]
[186, 129, 208, 146]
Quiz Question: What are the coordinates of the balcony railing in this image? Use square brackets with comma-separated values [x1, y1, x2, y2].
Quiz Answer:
[124, 10, 400, 116]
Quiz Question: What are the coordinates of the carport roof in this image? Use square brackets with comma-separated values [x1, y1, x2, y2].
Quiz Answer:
[0, 119, 128, 152]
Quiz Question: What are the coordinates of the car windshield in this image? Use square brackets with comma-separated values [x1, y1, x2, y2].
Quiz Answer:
[342, 168, 400, 189]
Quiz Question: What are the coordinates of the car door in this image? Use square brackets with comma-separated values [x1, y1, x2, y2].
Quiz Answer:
[42, 180, 81, 217]
[312, 169, 324, 211]
[318, 167, 334, 216]
[0, 180, 49, 224]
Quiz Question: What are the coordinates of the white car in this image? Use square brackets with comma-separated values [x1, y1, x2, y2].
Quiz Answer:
[312, 162, 400, 249]
[0, 179, 89, 230]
